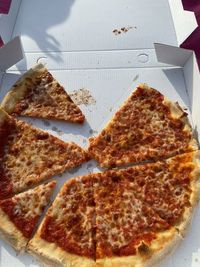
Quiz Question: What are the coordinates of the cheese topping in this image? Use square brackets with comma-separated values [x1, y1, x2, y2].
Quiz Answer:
[37, 152, 198, 260]
[98, 152, 194, 229]
[88, 85, 196, 167]
[94, 174, 169, 258]
[40, 176, 96, 258]
[0, 116, 87, 199]
[11, 182, 55, 219]
[11, 67, 85, 123]
[0, 181, 55, 238]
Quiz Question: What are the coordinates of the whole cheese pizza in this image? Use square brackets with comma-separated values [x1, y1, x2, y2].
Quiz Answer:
[0, 181, 56, 253]
[88, 84, 198, 168]
[0, 79, 199, 267]
[1, 64, 85, 123]
[28, 151, 200, 267]
[0, 108, 88, 200]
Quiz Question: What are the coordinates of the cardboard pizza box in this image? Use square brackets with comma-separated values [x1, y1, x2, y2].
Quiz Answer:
[0, 1, 200, 267]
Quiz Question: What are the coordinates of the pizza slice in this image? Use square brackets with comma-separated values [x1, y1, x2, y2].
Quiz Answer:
[94, 174, 181, 267]
[0, 181, 56, 253]
[98, 151, 200, 236]
[88, 84, 198, 168]
[0, 108, 88, 200]
[28, 176, 96, 267]
[1, 64, 85, 123]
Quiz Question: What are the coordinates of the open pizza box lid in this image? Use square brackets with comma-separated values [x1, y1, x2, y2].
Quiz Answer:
[0, 1, 200, 266]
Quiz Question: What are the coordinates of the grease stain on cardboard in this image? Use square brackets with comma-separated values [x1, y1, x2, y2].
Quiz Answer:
[113, 26, 137, 36]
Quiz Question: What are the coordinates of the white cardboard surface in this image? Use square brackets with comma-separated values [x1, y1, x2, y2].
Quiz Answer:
[11, 0, 179, 52]
[155, 43, 192, 67]
[0, 1, 200, 267]
[0, 36, 23, 71]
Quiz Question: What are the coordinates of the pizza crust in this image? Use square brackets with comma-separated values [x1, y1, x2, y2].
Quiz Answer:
[28, 232, 96, 267]
[96, 228, 181, 267]
[0, 208, 28, 253]
[89, 84, 198, 168]
[161, 151, 200, 238]
[0, 107, 8, 125]
[140, 84, 198, 152]
[0, 64, 47, 114]
[0, 108, 87, 197]
[163, 99, 198, 151]
[175, 151, 200, 236]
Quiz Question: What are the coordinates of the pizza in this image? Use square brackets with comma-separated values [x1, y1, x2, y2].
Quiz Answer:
[28, 151, 200, 267]
[95, 151, 200, 267]
[88, 84, 198, 168]
[0, 108, 88, 200]
[94, 174, 178, 267]
[0, 63, 85, 123]
[0, 181, 56, 253]
[28, 175, 96, 267]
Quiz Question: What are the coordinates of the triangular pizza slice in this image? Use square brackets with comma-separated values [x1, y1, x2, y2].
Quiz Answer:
[0, 108, 88, 199]
[94, 173, 180, 267]
[0, 181, 56, 253]
[1, 64, 85, 123]
[88, 84, 198, 168]
[28, 175, 96, 267]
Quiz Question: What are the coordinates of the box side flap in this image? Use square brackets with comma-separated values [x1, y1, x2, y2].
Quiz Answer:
[183, 53, 200, 142]
[155, 43, 193, 67]
[0, 36, 24, 71]
[168, 0, 198, 46]
[9, 49, 172, 71]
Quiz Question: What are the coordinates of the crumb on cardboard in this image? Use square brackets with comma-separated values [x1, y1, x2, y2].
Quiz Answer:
[69, 88, 96, 106]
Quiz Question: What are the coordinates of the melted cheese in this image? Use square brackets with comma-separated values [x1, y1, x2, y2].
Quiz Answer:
[88, 85, 197, 167]
[10, 181, 55, 219]
[12, 69, 84, 123]
[39, 176, 96, 257]
[94, 175, 169, 258]
[0, 117, 86, 197]
[33, 152, 198, 261]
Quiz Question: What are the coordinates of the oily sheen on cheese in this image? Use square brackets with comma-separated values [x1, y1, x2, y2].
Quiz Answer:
[28, 152, 200, 267]
[39, 176, 96, 258]
[1, 64, 85, 123]
[88, 84, 198, 168]
[0, 181, 56, 252]
[0, 108, 87, 200]
[94, 174, 170, 258]
[7, 182, 55, 221]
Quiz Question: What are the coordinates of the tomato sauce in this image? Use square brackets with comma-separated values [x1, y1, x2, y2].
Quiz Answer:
[0, 199, 38, 238]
